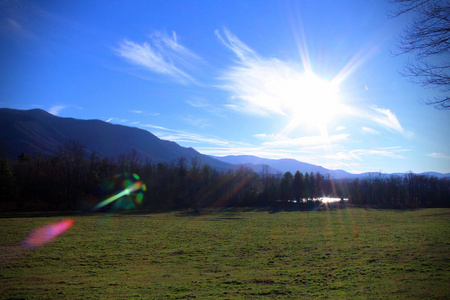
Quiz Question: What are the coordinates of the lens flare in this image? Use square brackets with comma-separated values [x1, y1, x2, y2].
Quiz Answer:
[23, 219, 74, 248]
[93, 181, 143, 210]
[93, 173, 147, 211]
[20, 173, 146, 250]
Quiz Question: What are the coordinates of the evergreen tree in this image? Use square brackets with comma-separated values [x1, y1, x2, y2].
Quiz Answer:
[279, 171, 294, 200]
[293, 171, 304, 201]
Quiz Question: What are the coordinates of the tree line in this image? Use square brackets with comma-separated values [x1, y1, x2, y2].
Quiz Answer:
[348, 172, 449, 208]
[0, 141, 448, 211]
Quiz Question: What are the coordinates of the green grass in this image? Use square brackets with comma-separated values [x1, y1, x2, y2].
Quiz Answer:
[1, 208, 449, 299]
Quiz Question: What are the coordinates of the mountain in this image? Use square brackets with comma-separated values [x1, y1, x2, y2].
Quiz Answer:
[0, 108, 232, 170]
[2, 108, 448, 179]
[213, 155, 354, 179]
[213, 155, 450, 179]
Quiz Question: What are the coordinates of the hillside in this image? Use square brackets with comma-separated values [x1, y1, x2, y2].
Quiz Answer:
[0, 108, 231, 170]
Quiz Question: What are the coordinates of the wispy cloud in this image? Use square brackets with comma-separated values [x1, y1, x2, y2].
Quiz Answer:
[216, 28, 305, 117]
[340, 105, 412, 138]
[136, 117, 409, 173]
[326, 147, 409, 161]
[216, 28, 411, 141]
[362, 126, 380, 135]
[141, 124, 228, 146]
[106, 117, 129, 123]
[186, 98, 209, 108]
[185, 97, 226, 117]
[182, 115, 210, 128]
[260, 133, 350, 148]
[128, 109, 160, 116]
[47, 104, 82, 116]
[1, 1, 34, 38]
[215, 28, 257, 62]
[427, 153, 450, 160]
[48, 105, 67, 116]
[109, 28, 413, 173]
[368, 106, 402, 132]
[114, 31, 202, 85]
[1, 1, 78, 40]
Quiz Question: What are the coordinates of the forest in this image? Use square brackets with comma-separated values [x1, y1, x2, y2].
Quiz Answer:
[0, 141, 449, 211]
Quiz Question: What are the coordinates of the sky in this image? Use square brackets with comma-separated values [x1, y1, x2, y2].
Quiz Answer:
[1, 0, 449, 174]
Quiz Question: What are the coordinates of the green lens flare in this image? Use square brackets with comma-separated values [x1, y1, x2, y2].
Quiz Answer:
[92, 173, 146, 211]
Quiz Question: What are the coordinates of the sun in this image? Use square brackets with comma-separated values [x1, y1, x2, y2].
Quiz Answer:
[278, 71, 342, 135]
[286, 71, 341, 122]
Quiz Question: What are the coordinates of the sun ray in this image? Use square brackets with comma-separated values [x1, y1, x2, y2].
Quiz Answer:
[277, 70, 342, 137]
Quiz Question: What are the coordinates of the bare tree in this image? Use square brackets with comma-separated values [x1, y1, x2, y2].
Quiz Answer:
[390, 0, 450, 109]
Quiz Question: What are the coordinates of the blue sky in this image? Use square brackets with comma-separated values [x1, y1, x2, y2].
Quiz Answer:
[1, 0, 449, 174]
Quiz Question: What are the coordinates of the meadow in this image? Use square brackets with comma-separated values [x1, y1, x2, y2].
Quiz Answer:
[1, 208, 449, 299]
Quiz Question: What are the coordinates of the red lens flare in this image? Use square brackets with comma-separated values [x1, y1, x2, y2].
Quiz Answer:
[23, 219, 74, 248]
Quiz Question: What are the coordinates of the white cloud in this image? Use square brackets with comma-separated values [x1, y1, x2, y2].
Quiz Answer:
[186, 98, 209, 108]
[48, 105, 66, 116]
[340, 105, 412, 138]
[253, 133, 272, 139]
[141, 124, 229, 146]
[182, 115, 210, 128]
[136, 118, 410, 173]
[141, 124, 169, 131]
[261, 133, 350, 148]
[326, 147, 409, 161]
[369, 106, 402, 132]
[215, 29, 411, 141]
[215, 28, 256, 62]
[114, 31, 202, 84]
[128, 109, 160, 116]
[108, 28, 414, 173]
[186, 98, 226, 117]
[360, 105, 413, 138]
[104, 117, 127, 123]
[427, 153, 450, 160]
[216, 28, 308, 117]
[362, 126, 380, 135]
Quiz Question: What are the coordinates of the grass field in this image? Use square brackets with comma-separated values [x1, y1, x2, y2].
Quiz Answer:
[1, 208, 449, 299]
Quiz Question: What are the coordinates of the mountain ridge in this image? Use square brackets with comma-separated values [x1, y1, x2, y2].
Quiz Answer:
[1, 108, 448, 179]
[213, 155, 450, 179]
[0, 108, 232, 170]
[213, 155, 353, 179]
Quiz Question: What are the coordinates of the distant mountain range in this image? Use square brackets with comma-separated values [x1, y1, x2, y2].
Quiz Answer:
[213, 155, 450, 179]
[1, 108, 448, 179]
[213, 155, 353, 179]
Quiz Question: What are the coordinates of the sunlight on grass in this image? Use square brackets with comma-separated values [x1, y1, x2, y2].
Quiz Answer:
[0, 208, 449, 298]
